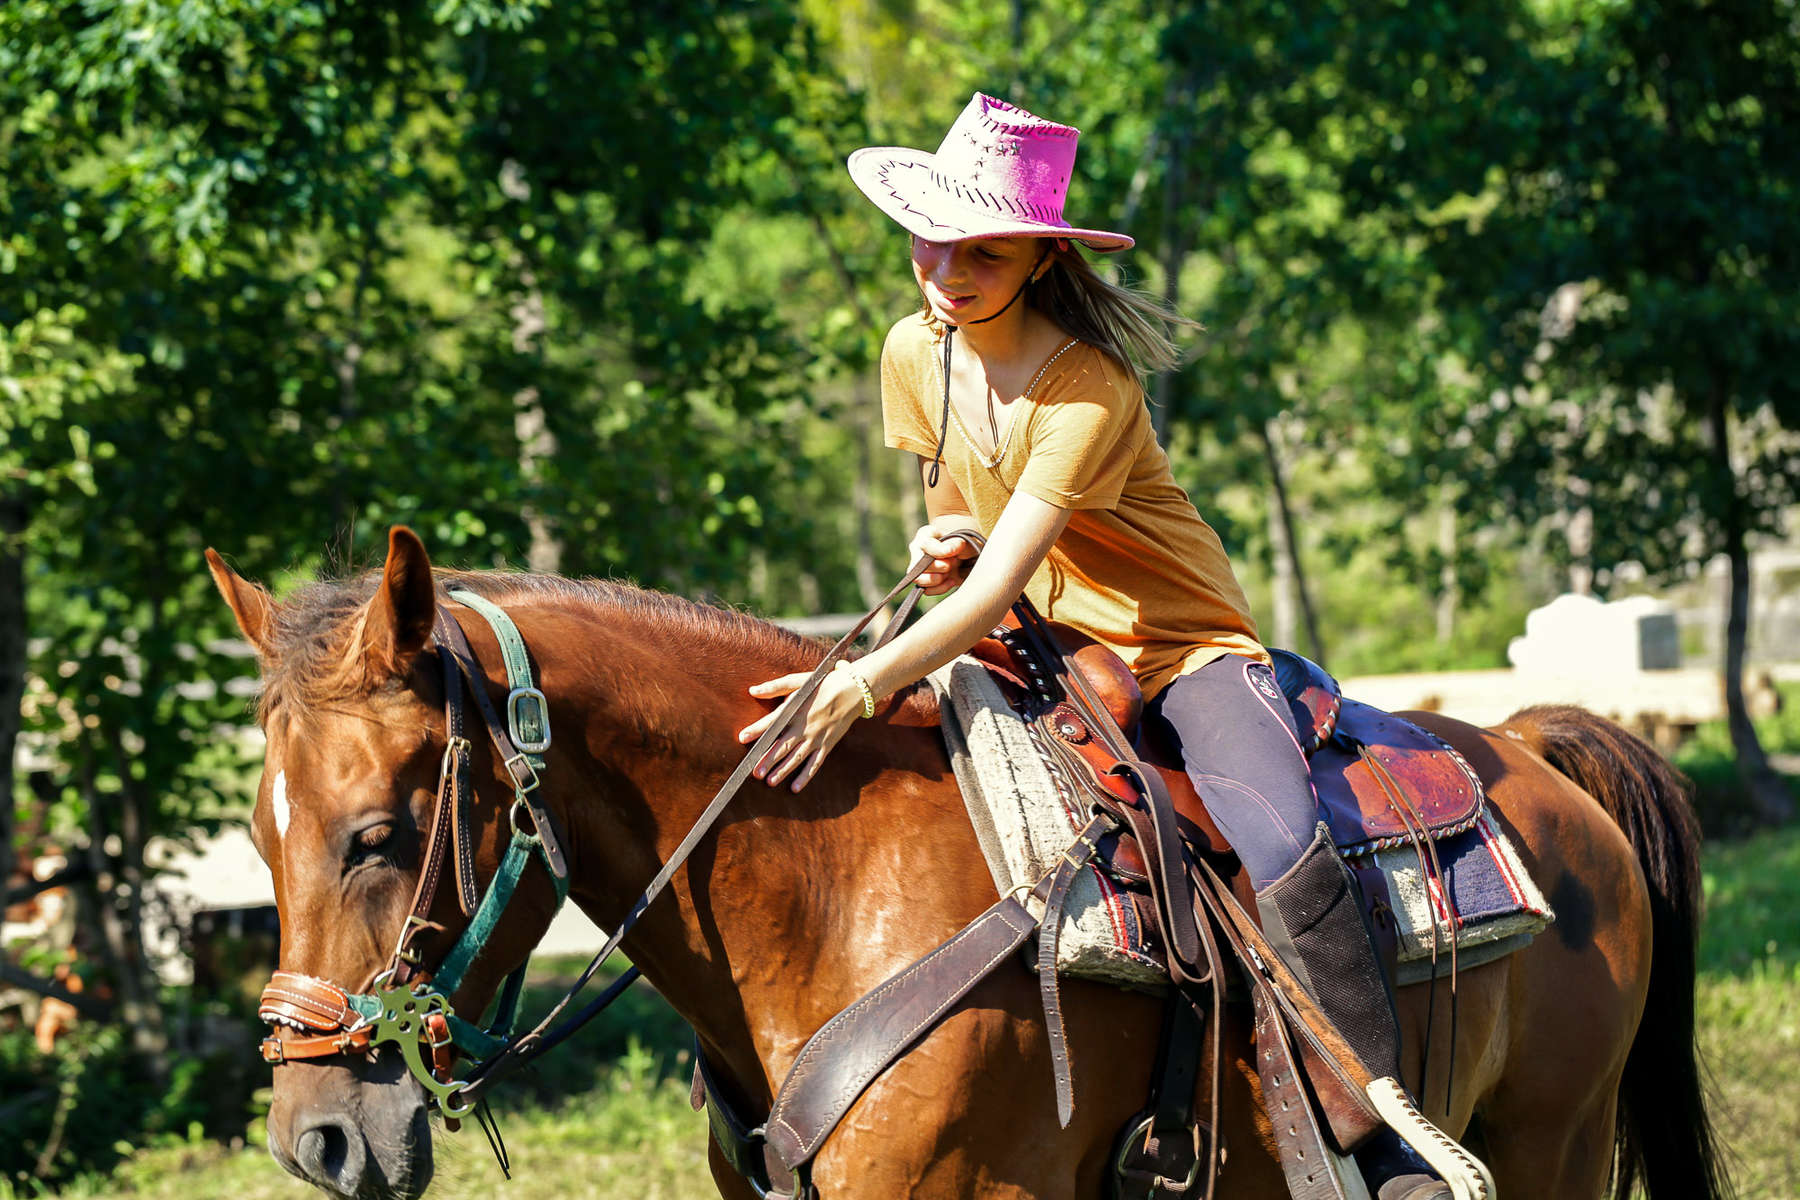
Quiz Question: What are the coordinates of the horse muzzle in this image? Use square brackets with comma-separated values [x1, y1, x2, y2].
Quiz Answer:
[267, 1051, 435, 1200]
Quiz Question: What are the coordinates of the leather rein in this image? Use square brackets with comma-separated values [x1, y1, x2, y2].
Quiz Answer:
[254, 563, 938, 1129]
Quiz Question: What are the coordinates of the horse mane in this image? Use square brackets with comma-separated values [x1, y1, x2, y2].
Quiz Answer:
[256, 568, 827, 722]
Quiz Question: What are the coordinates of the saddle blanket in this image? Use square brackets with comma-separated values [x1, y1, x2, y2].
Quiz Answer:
[1367, 810, 1555, 986]
[928, 655, 1554, 989]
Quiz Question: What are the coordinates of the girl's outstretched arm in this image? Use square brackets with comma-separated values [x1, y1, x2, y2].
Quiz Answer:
[740, 487, 1070, 790]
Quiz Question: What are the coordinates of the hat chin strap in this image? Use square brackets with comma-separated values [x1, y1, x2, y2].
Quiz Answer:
[951, 244, 1050, 329]
[926, 247, 1050, 487]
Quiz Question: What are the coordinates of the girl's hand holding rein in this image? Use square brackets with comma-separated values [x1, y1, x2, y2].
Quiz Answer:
[910, 519, 981, 594]
[740, 491, 1069, 792]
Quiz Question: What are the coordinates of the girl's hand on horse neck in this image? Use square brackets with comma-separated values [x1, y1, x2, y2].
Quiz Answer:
[740, 491, 1071, 791]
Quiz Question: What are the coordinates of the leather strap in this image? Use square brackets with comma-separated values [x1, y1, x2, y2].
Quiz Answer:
[1252, 981, 1355, 1200]
[1110, 992, 1215, 1200]
[1038, 814, 1116, 1128]
[753, 820, 1108, 1178]
[449, 588, 550, 765]
[259, 970, 353, 1031]
[1189, 855, 1383, 1150]
[393, 642, 475, 986]
[459, 550, 945, 1103]
[260, 1025, 374, 1063]
[1008, 598, 1208, 985]
[434, 607, 567, 879]
[440, 635, 480, 914]
[762, 895, 1042, 1168]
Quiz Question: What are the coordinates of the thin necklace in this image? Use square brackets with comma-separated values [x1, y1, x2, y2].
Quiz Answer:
[925, 247, 1051, 488]
[960, 337, 1080, 465]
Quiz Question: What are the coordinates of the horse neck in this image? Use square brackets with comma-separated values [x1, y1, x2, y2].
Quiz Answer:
[529, 599, 985, 1102]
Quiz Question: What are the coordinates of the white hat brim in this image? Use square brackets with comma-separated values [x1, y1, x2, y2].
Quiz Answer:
[846, 147, 1134, 252]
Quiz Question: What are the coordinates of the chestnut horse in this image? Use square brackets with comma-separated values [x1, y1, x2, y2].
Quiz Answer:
[209, 527, 1727, 1200]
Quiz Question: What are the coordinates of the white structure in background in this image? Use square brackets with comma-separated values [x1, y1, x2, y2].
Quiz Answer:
[146, 828, 611, 984]
[1343, 592, 1751, 734]
[1507, 593, 1682, 675]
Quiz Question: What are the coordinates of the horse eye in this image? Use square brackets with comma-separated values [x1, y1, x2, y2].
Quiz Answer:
[348, 822, 397, 865]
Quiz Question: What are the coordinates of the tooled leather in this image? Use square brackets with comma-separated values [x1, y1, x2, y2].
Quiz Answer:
[1268, 648, 1343, 755]
[1317, 700, 1484, 853]
[973, 642, 1483, 864]
[1038, 815, 1113, 1128]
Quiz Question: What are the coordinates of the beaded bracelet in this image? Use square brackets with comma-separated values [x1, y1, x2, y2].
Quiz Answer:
[834, 659, 877, 719]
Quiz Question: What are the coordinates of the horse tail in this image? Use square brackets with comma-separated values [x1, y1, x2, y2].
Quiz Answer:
[1501, 704, 1731, 1200]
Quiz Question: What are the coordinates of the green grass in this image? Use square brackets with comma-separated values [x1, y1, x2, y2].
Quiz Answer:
[28, 830, 1800, 1200]
[1690, 826, 1800, 1200]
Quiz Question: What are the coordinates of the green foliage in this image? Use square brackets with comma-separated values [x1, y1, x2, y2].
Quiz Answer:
[0, 1000, 264, 1189]
[4, 1, 1799, 1188]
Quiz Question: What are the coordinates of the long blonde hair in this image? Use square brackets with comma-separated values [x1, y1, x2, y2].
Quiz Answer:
[1029, 243, 1197, 385]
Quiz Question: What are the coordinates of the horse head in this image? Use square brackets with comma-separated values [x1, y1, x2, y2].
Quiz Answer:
[208, 527, 561, 1200]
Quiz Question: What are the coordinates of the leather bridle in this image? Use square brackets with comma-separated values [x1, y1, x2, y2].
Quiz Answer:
[253, 563, 936, 1127]
[256, 590, 572, 1122]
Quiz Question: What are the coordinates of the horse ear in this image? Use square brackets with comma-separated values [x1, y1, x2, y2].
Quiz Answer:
[206, 549, 277, 659]
[366, 526, 437, 676]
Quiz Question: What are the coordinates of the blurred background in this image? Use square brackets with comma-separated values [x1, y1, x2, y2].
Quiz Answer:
[2, 0, 1796, 1196]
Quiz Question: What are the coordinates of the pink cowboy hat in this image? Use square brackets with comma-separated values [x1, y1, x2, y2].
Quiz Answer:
[847, 93, 1134, 252]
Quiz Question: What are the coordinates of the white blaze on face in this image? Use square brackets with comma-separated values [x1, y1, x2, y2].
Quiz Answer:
[272, 769, 292, 840]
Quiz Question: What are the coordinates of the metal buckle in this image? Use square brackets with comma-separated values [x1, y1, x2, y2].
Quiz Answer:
[502, 751, 541, 795]
[506, 686, 551, 754]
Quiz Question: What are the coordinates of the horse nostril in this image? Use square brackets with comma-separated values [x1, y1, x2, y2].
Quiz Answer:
[293, 1115, 365, 1193]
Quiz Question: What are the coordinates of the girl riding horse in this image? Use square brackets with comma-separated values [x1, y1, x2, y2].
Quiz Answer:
[740, 91, 1453, 1200]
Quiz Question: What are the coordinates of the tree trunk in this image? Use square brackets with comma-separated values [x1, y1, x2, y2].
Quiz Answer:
[1266, 471, 1297, 652]
[1149, 73, 1197, 444]
[1705, 385, 1791, 825]
[514, 390, 561, 573]
[1436, 498, 1457, 645]
[0, 491, 24, 877]
[508, 251, 561, 573]
[78, 742, 169, 1066]
[1257, 418, 1326, 667]
[852, 393, 883, 611]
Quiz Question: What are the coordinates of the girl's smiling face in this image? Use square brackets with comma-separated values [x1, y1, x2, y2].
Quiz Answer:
[911, 236, 1043, 325]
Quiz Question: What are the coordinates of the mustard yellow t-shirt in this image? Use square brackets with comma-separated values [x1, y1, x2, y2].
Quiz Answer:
[881, 312, 1266, 699]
